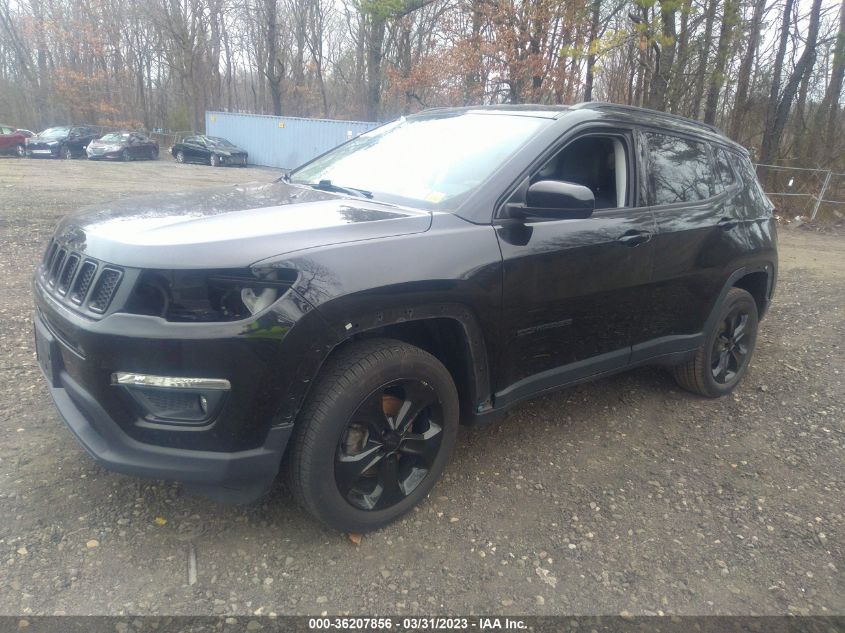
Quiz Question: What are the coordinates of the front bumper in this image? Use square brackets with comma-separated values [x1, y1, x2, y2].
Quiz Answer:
[27, 145, 59, 157]
[34, 310, 293, 502]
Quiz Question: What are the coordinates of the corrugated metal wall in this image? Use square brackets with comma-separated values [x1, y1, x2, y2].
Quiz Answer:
[205, 111, 378, 169]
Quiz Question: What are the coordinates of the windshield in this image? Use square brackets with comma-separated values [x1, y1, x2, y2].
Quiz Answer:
[205, 136, 235, 148]
[290, 112, 547, 208]
[101, 133, 130, 142]
[39, 127, 70, 138]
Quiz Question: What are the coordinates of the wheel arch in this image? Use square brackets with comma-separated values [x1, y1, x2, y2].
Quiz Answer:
[280, 303, 493, 428]
[705, 264, 775, 333]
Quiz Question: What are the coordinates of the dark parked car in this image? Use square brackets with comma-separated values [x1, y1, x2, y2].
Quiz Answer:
[26, 125, 98, 159]
[34, 104, 777, 532]
[171, 135, 248, 166]
[0, 125, 27, 157]
[87, 131, 159, 161]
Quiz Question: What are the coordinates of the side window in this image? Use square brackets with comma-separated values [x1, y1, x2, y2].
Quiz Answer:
[1, 126, 12, 135]
[645, 132, 714, 205]
[713, 147, 736, 193]
[533, 135, 630, 210]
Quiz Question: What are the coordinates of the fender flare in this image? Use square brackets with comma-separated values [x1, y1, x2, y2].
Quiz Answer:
[703, 263, 775, 334]
[273, 301, 493, 425]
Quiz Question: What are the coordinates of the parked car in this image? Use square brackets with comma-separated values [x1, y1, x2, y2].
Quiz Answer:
[171, 135, 248, 166]
[87, 131, 159, 161]
[26, 125, 98, 159]
[0, 125, 27, 157]
[34, 103, 777, 532]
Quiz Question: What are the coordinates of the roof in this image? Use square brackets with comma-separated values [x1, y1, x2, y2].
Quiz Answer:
[415, 102, 746, 153]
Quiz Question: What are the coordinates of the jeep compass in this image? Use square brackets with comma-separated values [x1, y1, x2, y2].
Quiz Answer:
[33, 103, 777, 532]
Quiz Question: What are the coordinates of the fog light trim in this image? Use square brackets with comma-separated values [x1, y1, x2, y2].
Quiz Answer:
[111, 372, 231, 391]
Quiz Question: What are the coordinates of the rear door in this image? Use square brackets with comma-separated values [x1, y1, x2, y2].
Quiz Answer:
[494, 127, 657, 405]
[633, 131, 750, 361]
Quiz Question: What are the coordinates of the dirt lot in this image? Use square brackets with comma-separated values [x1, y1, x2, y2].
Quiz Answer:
[0, 157, 843, 617]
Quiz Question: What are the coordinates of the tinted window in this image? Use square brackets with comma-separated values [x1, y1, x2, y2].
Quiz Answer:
[0, 127, 13, 135]
[645, 132, 714, 205]
[713, 148, 736, 192]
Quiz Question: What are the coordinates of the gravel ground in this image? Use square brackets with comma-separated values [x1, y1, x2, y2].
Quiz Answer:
[0, 157, 843, 617]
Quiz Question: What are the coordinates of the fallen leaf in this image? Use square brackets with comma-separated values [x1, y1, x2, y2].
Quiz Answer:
[154, 517, 167, 526]
[86, 540, 99, 549]
[347, 532, 362, 546]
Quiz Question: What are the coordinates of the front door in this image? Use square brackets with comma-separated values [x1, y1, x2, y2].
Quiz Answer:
[494, 130, 656, 406]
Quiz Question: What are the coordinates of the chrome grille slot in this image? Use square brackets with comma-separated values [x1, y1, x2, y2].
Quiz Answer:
[57, 254, 80, 295]
[70, 261, 97, 304]
[49, 248, 66, 286]
[88, 268, 122, 313]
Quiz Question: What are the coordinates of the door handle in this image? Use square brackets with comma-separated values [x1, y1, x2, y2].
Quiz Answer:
[718, 217, 738, 230]
[617, 230, 652, 247]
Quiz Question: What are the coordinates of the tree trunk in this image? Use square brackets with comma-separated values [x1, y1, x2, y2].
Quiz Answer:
[691, 0, 717, 118]
[583, 0, 601, 102]
[647, 1, 677, 111]
[760, 0, 822, 165]
[729, 0, 767, 140]
[821, 0, 845, 162]
[703, 0, 738, 125]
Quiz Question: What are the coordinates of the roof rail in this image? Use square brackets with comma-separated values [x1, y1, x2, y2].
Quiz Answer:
[571, 101, 723, 135]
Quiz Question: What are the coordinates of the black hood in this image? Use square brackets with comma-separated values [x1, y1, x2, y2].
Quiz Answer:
[52, 181, 432, 269]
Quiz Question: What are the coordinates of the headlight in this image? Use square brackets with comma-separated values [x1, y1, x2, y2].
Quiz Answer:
[125, 267, 297, 322]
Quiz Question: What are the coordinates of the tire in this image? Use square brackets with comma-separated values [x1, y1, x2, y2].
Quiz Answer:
[61, 145, 72, 160]
[121, 149, 131, 162]
[176, 151, 185, 163]
[671, 287, 759, 398]
[149, 147, 158, 160]
[210, 154, 219, 167]
[287, 338, 459, 532]
[14, 144, 24, 158]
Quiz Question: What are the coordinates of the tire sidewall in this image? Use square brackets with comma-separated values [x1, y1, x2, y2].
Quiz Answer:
[210, 154, 219, 167]
[300, 350, 459, 532]
[701, 289, 759, 396]
[176, 151, 184, 163]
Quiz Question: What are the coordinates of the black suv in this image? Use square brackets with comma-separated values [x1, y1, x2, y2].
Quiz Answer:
[33, 104, 777, 532]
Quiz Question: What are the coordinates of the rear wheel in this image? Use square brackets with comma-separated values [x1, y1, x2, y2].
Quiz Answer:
[671, 287, 758, 398]
[210, 154, 220, 167]
[14, 144, 24, 158]
[121, 149, 131, 162]
[176, 151, 185, 163]
[61, 145, 72, 160]
[149, 146, 158, 160]
[287, 338, 459, 532]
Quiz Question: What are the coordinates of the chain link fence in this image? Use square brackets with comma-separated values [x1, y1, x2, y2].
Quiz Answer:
[755, 163, 845, 224]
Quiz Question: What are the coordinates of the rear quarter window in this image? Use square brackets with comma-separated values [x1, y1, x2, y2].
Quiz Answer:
[645, 132, 714, 205]
[713, 147, 737, 193]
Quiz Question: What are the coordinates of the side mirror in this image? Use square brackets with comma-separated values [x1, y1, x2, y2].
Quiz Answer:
[509, 180, 595, 220]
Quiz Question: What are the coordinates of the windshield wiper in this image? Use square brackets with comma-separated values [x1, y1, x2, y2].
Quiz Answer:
[307, 179, 373, 199]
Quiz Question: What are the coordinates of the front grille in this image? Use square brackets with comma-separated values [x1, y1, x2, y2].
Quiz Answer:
[39, 241, 124, 316]
[70, 261, 97, 304]
[57, 254, 79, 295]
[88, 269, 122, 313]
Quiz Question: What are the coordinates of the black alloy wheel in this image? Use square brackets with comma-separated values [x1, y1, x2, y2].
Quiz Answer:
[336, 379, 444, 511]
[711, 308, 750, 384]
[288, 338, 459, 532]
[671, 287, 758, 397]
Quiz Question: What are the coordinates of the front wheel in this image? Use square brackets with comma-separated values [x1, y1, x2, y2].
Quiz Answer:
[176, 151, 185, 163]
[209, 154, 220, 167]
[15, 144, 25, 158]
[287, 339, 459, 532]
[149, 147, 158, 160]
[121, 149, 131, 162]
[671, 287, 759, 398]
[61, 145, 72, 160]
